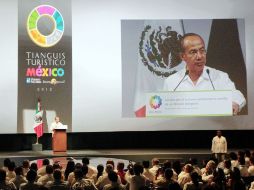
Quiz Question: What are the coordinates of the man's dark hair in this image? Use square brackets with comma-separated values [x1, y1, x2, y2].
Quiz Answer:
[117, 162, 125, 171]
[46, 165, 53, 174]
[74, 169, 83, 180]
[43, 158, 50, 166]
[108, 171, 118, 183]
[3, 158, 11, 167]
[22, 160, 30, 168]
[133, 163, 143, 176]
[82, 157, 90, 165]
[15, 166, 23, 176]
[164, 168, 173, 180]
[142, 161, 150, 169]
[8, 161, 16, 171]
[30, 163, 38, 171]
[53, 169, 62, 181]
[26, 169, 37, 182]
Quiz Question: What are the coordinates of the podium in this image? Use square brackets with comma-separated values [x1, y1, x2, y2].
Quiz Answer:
[52, 125, 67, 153]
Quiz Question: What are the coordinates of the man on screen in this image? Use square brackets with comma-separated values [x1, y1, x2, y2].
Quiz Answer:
[163, 33, 246, 115]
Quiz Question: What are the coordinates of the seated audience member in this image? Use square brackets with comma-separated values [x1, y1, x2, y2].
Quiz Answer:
[37, 165, 54, 185]
[183, 171, 203, 190]
[22, 160, 30, 177]
[128, 163, 146, 190]
[162, 160, 177, 181]
[245, 150, 251, 167]
[172, 160, 182, 175]
[178, 164, 193, 188]
[125, 164, 134, 184]
[103, 171, 125, 190]
[30, 163, 38, 172]
[142, 160, 154, 182]
[7, 161, 16, 181]
[202, 160, 216, 182]
[53, 161, 62, 171]
[10, 166, 27, 189]
[223, 160, 232, 178]
[96, 164, 121, 190]
[106, 160, 115, 171]
[2, 158, 11, 172]
[117, 162, 127, 185]
[211, 168, 226, 190]
[68, 163, 83, 185]
[154, 168, 180, 189]
[37, 158, 50, 177]
[64, 160, 75, 181]
[45, 169, 69, 190]
[189, 158, 202, 176]
[82, 157, 97, 178]
[91, 164, 104, 184]
[238, 157, 249, 177]
[227, 167, 245, 190]
[149, 158, 160, 176]
[72, 169, 97, 190]
[20, 169, 41, 190]
[229, 152, 239, 169]
[0, 168, 16, 190]
[248, 157, 254, 176]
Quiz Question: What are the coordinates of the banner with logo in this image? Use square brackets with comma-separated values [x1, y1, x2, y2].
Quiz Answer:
[18, 0, 72, 133]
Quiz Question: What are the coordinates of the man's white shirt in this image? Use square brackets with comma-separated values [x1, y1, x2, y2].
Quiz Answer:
[163, 66, 246, 110]
[50, 121, 64, 132]
[211, 136, 227, 153]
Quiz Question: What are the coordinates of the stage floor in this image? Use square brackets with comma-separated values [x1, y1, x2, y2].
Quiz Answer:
[0, 148, 242, 168]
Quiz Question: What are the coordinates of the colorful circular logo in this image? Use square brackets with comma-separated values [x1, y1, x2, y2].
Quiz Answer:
[27, 5, 64, 47]
[150, 95, 162, 109]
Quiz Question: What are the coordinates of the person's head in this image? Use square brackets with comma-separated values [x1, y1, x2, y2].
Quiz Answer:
[55, 116, 60, 123]
[180, 33, 206, 77]
[163, 160, 172, 170]
[53, 169, 62, 181]
[106, 160, 115, 170]
[142, 161, 150, 169]
[22, 160, 30, 169]
[245, 150, 251, 158]
[105, 164, 114, 174]
[74, 169, 83, 180]
[133, 163, 143, 176]
[15, 166, 23, 176]
[74, 163, 83, 170]
[108, 171, 118, 183]
[164, 168, 173, 180]
[43, 158, 50, 166]
[46, 165, 53, 175]
[224, 160, 231, 169]
[82, 157, 89, 165]
[26, 169, 37, 182]
[97, 164, 104, 174]
[117, 162, 125, 171]
[217, 130, 222, 137]
[229, 152, 238, 160]
[152, 158, 160, 166]
[239, 157, 245, 165]
[3, 158, 11, 168]
[0, 169, 6, 182]
[250, 156, 254, 165]
[190, 172, 200, 184]
[8, 161, 16, 172]
[53, 162, 61, 170]
[184, 164, 193, 173]
[30, 163, 38, 171]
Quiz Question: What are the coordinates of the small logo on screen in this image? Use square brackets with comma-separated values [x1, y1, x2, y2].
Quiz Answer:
[150, 95, 162, 109]
[27, 5, 64, 48]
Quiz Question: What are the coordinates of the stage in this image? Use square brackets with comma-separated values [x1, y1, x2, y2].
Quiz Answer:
[0, 149, 224, 167]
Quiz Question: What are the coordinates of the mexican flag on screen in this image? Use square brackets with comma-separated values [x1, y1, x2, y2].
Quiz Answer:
[33, 99, 43, 138]
[134, 20, 185, 117]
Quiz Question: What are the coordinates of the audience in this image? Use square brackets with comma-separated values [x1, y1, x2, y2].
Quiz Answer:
[2, 150, 254, 190]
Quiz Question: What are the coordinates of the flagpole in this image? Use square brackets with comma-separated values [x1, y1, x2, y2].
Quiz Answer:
[36, 136, 38, 144]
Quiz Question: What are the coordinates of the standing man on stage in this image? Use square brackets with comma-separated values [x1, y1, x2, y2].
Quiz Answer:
[50, 116, 63, 135]
[211, 130, 227, 162]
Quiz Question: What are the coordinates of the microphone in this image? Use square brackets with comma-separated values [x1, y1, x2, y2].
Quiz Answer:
[206, 69, 215, 90]
[174, 70, 189, 91]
